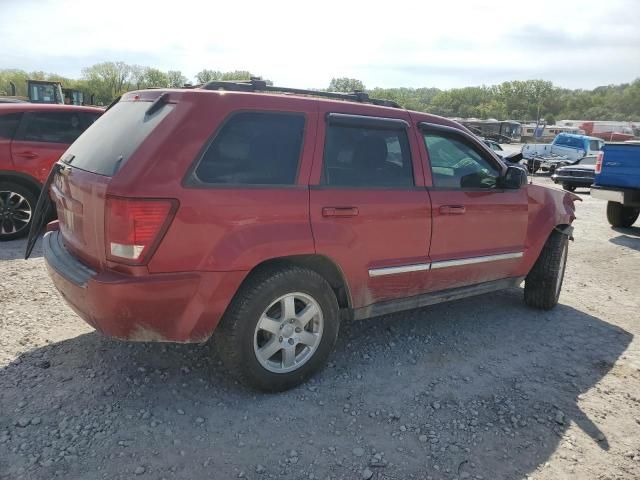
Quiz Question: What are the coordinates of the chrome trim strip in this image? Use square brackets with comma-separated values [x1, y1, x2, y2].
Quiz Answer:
[430, 251, 523, 270]
[369, 263, 430, 277]
[368, 251, 524, 277]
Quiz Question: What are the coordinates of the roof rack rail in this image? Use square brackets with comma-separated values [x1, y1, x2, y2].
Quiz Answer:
[200, 77, 401, 108]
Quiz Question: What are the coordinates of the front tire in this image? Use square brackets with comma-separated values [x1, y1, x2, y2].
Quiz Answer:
[606, 201, 639, 228]
[562, 184, 576, 192]
[0, 183, 37, 241]
[215, 266, 340, 392]
[524, 230, 569, 310]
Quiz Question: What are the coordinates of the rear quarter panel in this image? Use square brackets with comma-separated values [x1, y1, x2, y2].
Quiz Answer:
[106, 91, 320, 274]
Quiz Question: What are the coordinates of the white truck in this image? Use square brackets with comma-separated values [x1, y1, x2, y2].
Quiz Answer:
[522, 133, 604, 173]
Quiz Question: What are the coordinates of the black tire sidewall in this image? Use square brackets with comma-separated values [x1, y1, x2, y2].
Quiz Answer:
[221, 268, 340, 392]
[551, 238, 569, 304]
[0, 182, 37, 241]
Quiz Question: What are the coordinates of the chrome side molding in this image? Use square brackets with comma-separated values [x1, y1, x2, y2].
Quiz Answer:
[368, 263, 430, 277]
[430, 251, 523, 270]
[368, 251, 524, 277]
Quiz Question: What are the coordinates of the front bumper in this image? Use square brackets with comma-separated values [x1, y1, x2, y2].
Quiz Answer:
[43, 230, 246, 342]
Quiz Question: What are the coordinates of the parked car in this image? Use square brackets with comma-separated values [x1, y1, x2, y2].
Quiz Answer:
[522, 133, 604, 174]
[551, 155, 597, 192]
[34, 80, 579, 391]
[0, 103, 102, 240]
[591, 143, 640, 227]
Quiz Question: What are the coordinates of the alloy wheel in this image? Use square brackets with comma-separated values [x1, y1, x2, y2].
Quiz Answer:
[0, 190, 32, 236]
[253, 292, 324, 374]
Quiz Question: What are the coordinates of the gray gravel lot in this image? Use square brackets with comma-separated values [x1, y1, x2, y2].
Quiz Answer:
[1, 177, 639, 480]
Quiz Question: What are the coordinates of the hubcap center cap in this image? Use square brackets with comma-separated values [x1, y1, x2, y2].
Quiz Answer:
[282, 324, 295, 338]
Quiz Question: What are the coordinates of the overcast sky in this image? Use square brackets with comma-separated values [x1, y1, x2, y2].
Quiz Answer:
[1, 0, 639, 90]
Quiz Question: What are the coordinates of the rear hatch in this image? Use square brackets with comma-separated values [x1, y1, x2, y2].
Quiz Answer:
[50, 95, 175, 269]
[595, 143, 640, 189]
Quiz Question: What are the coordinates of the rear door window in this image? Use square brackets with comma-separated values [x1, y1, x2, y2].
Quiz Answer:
[64, 101, 173, 176]
[322, 125, 414, 187]
[21, 111, 87, 144]
[194, 112, 305, 185]
[0, 113, 22, 139]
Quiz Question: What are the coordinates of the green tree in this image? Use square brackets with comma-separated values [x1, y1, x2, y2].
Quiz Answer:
[195, 69, 222, 84]
[328, 77, 365, 92]
[81, 61, 132, 102]
[143, 68, 169, 88]
[167, 70, 187, 88]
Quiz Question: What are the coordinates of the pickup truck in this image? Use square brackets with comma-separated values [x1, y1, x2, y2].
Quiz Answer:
[522, 133, 604, 173]
[591, 142, 640, 227]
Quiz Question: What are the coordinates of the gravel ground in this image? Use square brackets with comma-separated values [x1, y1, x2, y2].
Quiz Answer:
[1, 177, 639, 480]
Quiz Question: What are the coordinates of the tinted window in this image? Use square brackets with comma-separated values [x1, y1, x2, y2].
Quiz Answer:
[322, 125, 413, 187]
[65, 101, 171, 176]
[22, 111, 95, 144]
[554, 135, 585, 149]
[589, 140, 601, 151]
[0, 113, 22, 139]
[195, 112, 305, 185]
[424, 132, 500, 189]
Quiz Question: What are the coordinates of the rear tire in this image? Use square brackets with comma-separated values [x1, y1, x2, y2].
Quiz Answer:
[606, 201, 639, 228]
[524, 230, 568, 310]
[215, 266, 340, 392]
[562, 184, 576, 192]
[0, 182, 37, 241]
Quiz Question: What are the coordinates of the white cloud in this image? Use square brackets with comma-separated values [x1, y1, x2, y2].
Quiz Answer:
[1, 0, 638, 89]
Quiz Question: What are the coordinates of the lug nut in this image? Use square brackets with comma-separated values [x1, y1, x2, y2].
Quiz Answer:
[279, 336, 283, 343]
[288, 338, 294, 345]
[295, 327, 302, 333]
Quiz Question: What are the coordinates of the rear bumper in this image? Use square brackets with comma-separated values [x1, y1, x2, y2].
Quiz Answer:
[590, 185, 640, 207]
[43, 231, 247, 342]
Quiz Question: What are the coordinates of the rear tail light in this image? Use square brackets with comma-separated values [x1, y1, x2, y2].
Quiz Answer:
[105, 196, 177, 264]
[595, 152, 604, 174]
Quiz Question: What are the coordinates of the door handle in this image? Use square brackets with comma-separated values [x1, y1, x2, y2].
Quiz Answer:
[440, 205, 466, 215]
[322, 207, 359, 217]
[16, 151, 38, 159]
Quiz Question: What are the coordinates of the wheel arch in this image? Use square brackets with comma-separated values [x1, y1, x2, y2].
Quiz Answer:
[241, 254, 352, 310]
[0, 170, 42, 197]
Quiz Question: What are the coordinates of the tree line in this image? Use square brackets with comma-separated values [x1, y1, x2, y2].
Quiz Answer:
[1, 62, 638, 122]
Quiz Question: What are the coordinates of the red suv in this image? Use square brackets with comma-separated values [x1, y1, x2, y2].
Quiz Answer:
[38, 81, 578, 391]
[0, 103, 102, 240]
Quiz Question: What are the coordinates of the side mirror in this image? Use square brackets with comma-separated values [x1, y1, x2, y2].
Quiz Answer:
[501, 165, 528, 189]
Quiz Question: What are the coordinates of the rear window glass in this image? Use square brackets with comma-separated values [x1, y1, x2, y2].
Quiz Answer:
[194, 112, 305, 185]
[21, 111, 98, 144]
[589, 140, 602, 151]
[64, 101, 173, 176]
[554, 135, 585, 149]
[0, 113, 22, 139]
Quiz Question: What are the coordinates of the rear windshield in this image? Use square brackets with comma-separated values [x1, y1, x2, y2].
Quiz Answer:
[64, 101, 173, 176]
[554, 135, 585, 149]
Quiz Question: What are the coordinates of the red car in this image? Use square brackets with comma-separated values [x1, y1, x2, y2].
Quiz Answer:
[39, 81, 578, 391]
[0, 103, 102, 240]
